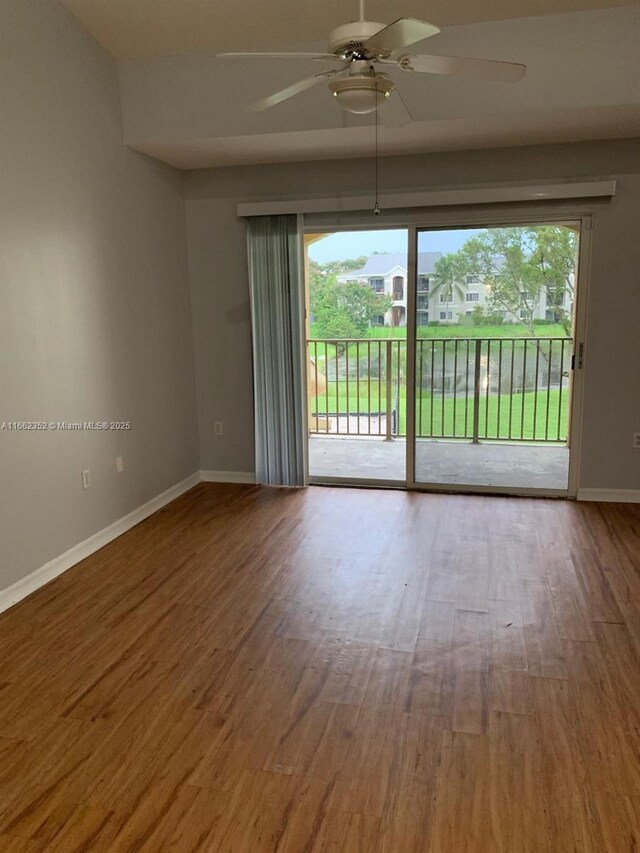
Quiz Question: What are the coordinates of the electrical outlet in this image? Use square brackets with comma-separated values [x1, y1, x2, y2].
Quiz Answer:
[81, 468, 91, 490]
[116, 455, 124, 473]
[214, 421, 224, 436]
[633, 433, 640, 449]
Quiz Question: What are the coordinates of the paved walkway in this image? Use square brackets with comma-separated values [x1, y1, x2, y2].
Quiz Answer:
[308, 436, 569, 490]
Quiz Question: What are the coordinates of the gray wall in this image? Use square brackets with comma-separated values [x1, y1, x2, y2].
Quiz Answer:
[185, 139, 640, 491]
[0, 0, 199, 591]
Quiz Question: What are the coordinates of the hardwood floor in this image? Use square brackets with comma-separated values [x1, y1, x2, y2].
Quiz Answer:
[1, 483, 640, 851]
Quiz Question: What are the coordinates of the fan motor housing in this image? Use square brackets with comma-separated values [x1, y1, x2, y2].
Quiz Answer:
[328, 21, 389, 58]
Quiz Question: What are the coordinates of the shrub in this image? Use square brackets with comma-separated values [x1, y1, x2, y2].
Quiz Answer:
[471, 306, 504, 326]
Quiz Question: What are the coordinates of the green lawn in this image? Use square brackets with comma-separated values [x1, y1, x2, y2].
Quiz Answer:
[413, 388, 568, 440]
[308, 325, 570, 366]
[310, 323, 568, 341]
[311, 380, 568, 442]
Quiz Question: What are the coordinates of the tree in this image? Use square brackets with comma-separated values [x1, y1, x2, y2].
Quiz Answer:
[528, 227, 577, 333]
[315, 256, 369, 277]
[431, 252, 470, 323]
[310, 275, 392, 340]
[433, 226, 578, 334]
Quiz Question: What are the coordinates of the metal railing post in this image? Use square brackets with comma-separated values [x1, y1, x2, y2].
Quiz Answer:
[472, 339, 482, 444]
[385, 339, 393, 441]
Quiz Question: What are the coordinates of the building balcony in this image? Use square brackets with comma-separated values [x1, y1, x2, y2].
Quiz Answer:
[307, 334, 573, 490]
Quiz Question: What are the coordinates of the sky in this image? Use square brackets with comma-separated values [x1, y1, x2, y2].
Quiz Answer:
[308, 228, 482, 264]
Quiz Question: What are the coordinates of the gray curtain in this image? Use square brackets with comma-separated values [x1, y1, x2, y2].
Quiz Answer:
[247, 214, 306, 486]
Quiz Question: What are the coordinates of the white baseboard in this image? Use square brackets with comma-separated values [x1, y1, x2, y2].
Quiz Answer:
[577, 488, 640, 503]
[0, 472, 200, 615]
[200, 470, 256, 484]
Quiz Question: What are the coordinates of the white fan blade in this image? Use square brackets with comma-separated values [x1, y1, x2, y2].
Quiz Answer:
[216, 52, 342, 63]
[399, 53, 526, 82]
[378, 90, 412, 128]
[247, 69, 343, 112]
[365, 19, 440, 54]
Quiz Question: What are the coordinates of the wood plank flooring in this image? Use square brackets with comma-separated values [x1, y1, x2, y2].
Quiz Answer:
[1, 483, 640, 851]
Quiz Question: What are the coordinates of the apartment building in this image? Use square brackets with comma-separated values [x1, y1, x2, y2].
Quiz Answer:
[339, 252, 572, 326]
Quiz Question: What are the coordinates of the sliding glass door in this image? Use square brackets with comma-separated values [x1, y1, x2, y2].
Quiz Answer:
[408, 220, 584, 495]
[301, 215, 587, 496]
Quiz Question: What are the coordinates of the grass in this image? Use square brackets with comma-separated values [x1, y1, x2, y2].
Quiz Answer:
[310, 323, 568, 341]
[311, 380, 568, 441]
[308, 324, 570, 365]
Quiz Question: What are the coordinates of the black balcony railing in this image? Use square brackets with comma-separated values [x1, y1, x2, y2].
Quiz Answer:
[308, 336, 572, 443]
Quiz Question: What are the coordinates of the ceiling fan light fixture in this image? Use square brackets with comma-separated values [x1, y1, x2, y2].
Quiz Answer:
[223, 7, 526, 117]
[328, 74, 395, 114]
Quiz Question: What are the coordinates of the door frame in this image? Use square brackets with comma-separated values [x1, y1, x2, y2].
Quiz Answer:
[404, 210, 592, 498]
[302, 206, 592, 497]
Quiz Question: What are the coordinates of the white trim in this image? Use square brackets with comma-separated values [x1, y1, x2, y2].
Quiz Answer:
[310, 476, 405, 490]
[297, 213, 310, 487]
[565, 215, 592, 499]
[0, 472, 200, 615]
[577, 489, 640, 503]
[310, 476, 569, 498]
[200, 470, 256, 484]
[238, 180, 616, 217]
[410, 483, 569, 499]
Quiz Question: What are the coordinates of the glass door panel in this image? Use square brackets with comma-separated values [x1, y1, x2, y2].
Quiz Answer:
[304, 228, 408, 484]
[412, 223, 579, 492]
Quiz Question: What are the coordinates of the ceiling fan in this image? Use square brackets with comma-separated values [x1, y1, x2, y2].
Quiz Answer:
[215, 0, 527, 127]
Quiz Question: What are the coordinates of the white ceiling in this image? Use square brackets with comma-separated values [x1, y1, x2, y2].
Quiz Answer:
[60, 0, 633, 59]
[114, 6, 640, 169]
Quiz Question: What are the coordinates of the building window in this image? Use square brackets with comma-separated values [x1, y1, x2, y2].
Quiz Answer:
[466, 275, 479, 284]
[439, 289, 453, 303]
[370, 277, 385, 293]
[418, 276, 430, 292]
[465, 310, 473, 316]
[465, 293, 480, 302]
[519, 309, 528, 319]
[371, 314, 386, 326]
[439, 311, 453, 320]
[392, 275, 404, 300]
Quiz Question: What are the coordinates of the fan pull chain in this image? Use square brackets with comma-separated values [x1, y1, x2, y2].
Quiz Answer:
[373, 89, 380, 216]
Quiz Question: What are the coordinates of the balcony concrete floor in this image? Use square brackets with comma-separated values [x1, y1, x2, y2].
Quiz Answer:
[308, 436, 570, 491]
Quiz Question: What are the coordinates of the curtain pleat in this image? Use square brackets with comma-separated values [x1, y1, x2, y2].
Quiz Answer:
[247, 214, 305, 486]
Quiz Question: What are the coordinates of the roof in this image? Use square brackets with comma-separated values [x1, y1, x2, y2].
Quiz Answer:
[343, 252, 442, 278]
